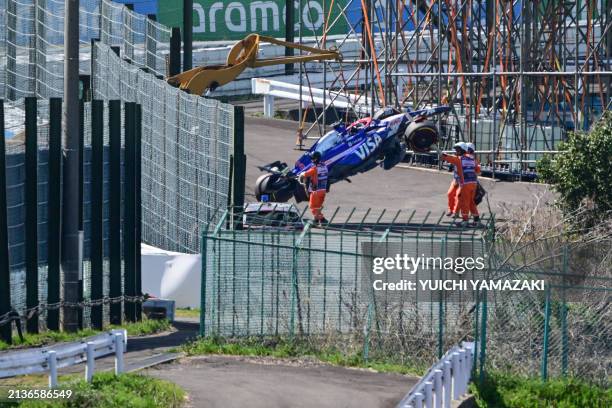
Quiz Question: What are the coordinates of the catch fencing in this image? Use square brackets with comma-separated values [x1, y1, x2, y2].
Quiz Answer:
[200, 207, 611, 385]
[0, 98, 143, 344]
[0, 0, 242, 253]
[91, 41, 237, 253]
[0, 0, 170, 101]
[201, 207, 491, 370]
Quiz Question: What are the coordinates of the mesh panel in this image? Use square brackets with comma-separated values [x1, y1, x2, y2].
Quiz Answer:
[92, 41, 234, 254]
[2, 0, 170, 101]
[203, 228, 486, 368]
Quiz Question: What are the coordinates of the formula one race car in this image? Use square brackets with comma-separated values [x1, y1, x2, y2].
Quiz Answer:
[255, 105, 451, 203]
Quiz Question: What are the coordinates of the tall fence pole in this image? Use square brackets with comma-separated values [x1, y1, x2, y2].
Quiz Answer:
[231, 106, 246, 225]
[124, 102, 137, 322]
[90, 100, 104, 329]
[168, 27, 181, 77]
[25, 97, 39, 334]
[62, 0, 82, 332]
[541, 285, 552, 381]
[47, 98, 62, 331]
[109, 100, 122, 325]
[135, 104, 142, 320]
[479, 291, 487, 385]
[183, 0, 193, 71]
[284, 0, 295, 75]
[0, 100, 12, 343]
[199, 226, 209, 337]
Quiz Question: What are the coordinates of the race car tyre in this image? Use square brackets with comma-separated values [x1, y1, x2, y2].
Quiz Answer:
[382, 141, 407, 170]
[294, 184, 309, 203]
[405, 120, 439, 152]
[255, 173, 306, 203]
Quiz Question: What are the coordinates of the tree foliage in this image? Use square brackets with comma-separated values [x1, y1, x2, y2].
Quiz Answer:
[537, 111, 612, 222]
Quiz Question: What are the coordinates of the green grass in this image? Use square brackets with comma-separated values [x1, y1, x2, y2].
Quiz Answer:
[6, 372, 185, 408]
[174, 308, 200, 319]
[0, 319, 171, 351]
[470, 372, 612, 408]
[178, 336, 426, 376]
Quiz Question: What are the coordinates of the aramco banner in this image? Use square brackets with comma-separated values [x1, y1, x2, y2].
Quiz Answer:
[157, 0, 354, 41]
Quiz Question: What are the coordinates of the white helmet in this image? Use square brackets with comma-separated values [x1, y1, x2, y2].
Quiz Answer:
[453, 142, 468, 151]
[466, 142, 475, 152]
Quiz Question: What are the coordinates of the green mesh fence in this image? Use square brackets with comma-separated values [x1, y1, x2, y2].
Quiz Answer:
[201, 207, 491, 368]
[92, 41, 234, 253]
[200, 207, 611, 384]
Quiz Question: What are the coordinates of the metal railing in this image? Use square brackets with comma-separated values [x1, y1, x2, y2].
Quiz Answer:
[396, 342, 475, 408]
[0, 329, 127, 387]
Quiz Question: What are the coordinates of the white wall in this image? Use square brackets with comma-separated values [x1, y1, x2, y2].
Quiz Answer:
[141, 244, 202, 308]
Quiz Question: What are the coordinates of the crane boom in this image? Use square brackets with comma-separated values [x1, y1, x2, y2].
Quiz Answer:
[167, 34, 342, 95]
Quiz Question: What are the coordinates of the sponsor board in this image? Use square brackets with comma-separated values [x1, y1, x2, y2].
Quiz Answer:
[158, 0, 353, 41]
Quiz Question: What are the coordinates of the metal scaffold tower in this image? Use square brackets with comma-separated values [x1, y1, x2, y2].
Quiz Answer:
[292, 0, 611, 174]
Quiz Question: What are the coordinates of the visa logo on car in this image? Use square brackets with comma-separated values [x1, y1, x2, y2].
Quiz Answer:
[355, 134, 383, 160]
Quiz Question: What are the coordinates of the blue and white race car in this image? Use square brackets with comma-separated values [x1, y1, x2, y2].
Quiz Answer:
[255, 105, 451, 203]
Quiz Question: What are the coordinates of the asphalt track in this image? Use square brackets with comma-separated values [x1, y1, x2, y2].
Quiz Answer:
[244, 116, 553, 216]
[146, 355, 417, 408]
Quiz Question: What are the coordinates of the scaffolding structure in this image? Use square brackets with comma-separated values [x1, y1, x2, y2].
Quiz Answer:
[293, 0, 611, 175]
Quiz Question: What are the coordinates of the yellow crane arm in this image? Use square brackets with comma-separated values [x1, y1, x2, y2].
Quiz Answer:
[166, 34, 341, 95]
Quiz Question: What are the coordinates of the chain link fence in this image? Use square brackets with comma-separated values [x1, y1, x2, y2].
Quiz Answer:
[91, 41, 234, 253]
[0, 0, 170, 102]
[200, 207, 611, 384]
[201, 208, 491, 370]
[1, 98, 141, 333]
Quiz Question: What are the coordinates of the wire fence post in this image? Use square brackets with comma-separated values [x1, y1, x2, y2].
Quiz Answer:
[109, 100, 122, 325]
[438, 237, 446, 359]
[47, 98, 62, 331]
[135, 103, 142, 321]
[0, 100, 11, 344]
[363, 302, 373, 363]
[561, 246, 569, 377]
[123, 102, 137, 322]
[168, 27, 181, 76]
[90, 100, 104, 330]
[25, 97, 39, 334]
[182, 0, 193, 71]
[541, 284, 552, 381]
[479, 291, 487, 385]
[231, 106, 245, 227]
[200, 226, 209, 337]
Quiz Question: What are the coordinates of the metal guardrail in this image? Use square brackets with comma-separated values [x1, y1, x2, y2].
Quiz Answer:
[0, 329, 127, 387]
[251, 77, 373, 117]
[396, 342, 475, 408]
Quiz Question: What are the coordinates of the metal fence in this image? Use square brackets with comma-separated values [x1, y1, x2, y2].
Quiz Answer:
[91, 41, 237, 253]
[0, 98, 142, 343]
[0, 0, 170, 101]
[0, 0, 240, 253]
[200, 207, 492, 368]
[199, 207, 611, 384]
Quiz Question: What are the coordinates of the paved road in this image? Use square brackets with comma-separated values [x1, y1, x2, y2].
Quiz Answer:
[244, 117, 553, 216]
[146, 355, 416, 408]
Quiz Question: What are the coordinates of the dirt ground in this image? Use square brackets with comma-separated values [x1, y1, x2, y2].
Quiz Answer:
[244, 116, 553, 215]
[145, 355, 417, 408]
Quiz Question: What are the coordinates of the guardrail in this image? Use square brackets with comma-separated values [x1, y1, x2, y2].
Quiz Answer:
[396, 341, 475, 408]
[251, 77, 374, 117]
[0, 329, 127, 387]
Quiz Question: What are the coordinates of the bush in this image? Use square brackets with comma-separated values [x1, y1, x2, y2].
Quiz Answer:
[537, 111, 612, 223]
[470, 372, 612, 408]
[16, 372, 185, 408]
